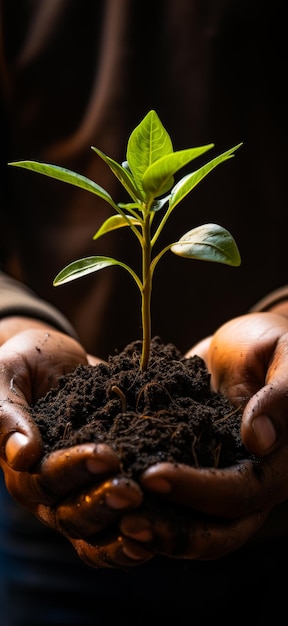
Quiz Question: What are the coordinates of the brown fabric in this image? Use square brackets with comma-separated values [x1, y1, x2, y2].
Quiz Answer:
[0, 0, 287, 361]
[250, 286, 288, 313]
[0, 271, 78, 337]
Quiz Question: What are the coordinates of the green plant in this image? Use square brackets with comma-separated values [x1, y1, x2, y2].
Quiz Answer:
[9, 110, 241, 371]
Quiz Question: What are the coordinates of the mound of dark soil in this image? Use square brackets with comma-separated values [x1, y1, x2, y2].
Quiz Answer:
[31, 337, 255, 475]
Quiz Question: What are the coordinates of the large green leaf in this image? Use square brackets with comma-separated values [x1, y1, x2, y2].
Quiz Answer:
[126, 110, 173, 194]
[171, 223, 241, 266]
[9, 161, 116, 209]
[142, 145, 214, 199]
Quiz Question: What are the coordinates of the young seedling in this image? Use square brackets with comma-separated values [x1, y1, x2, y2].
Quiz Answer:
[9, 110, 241, 371]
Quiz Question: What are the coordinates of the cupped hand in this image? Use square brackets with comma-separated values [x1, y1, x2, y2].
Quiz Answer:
[0, 321, 152, 567]
[3, 441, 152, 568]
[187, 311, 288, 457]
[120, 443, 288, 560]
[119, 311, 288, 561]
[0, 324, 91, 469]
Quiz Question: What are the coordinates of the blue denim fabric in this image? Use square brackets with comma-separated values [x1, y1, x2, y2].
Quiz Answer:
[0, 471, 287, 625]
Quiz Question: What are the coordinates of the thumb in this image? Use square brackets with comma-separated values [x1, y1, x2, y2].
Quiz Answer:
[241, 346, 288, 456]
[0, 402, 43, 471]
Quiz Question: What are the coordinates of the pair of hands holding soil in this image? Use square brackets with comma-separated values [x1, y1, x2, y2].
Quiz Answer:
[1, 311, 288, 569]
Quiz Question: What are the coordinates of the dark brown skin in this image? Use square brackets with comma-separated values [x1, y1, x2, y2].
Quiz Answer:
[1, 311, 288, 567]
[189, 310, 288, 456]
[0, 319, 152, 567]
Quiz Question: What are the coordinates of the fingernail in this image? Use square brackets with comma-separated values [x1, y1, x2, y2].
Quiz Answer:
[122, 542, 153, 561]
[105, 483, 142, 510]
[143, 476, 171, 493]
[86, 444, 118, 474]
[121, 517, 153, 542]
[5, 432, 29, 463]
[252, 414, 277, 452]
[105, 492, 135, 509]
[86, 458, 112, 473]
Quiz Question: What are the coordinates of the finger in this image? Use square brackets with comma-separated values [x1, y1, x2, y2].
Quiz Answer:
[140, 450, 288, 518]
[120, 506, 270, 561]
[39, 443, 121, 495]
[33, 443, 122, 504]
[70, 533, 154, 569]
[0, 330, 88, 401]
[208, 314, 288, 401]
[241, 341, 288, 455]
[33, 502, 153, 567]
[0, 331, 88, 470]
[56, 475, 143, 537]
[2, 443, 121, 507]
[87, 353, 105, 366]
[0, 402, 43, 470]
[0, 341, 43, 470]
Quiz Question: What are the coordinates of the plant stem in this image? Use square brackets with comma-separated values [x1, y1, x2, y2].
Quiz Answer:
[140, 211, 152, 371]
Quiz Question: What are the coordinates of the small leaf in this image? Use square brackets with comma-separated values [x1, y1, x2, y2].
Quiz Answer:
[91, 147, 143, 201]
[93, 214, 141, 240]
[53, 255, 142, 290]
[126, 110, 173, 195]
[9, 161, 116, 208]
[171, 223, 241, 266]
[169, 143, 243, 212]
[142, 145, 214, 198]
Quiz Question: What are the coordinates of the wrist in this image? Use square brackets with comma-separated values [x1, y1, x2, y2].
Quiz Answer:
[0, 316, 56, 346]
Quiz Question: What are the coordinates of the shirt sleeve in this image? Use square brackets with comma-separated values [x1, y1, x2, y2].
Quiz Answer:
[250, 285, 288, 313]
[0, 271, 78, 338]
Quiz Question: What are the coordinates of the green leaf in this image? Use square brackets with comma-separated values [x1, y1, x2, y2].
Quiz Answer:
[53, 256, 142, 290]
[126, 110, 173, 195]
[171, 223, 241, 266]
[9, 110, 243, 373]
[91, 147, 143, 201]
[142, 145, 214, 199]
[168, 143, 243, 212]
[9, 161, 117, 209]
[93, 214, 141, 240]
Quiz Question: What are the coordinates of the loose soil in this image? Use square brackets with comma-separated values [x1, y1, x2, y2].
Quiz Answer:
[31, 336, 256, 474]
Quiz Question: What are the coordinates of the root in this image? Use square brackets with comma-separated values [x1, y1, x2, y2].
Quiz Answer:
[109, 385, 127, 412]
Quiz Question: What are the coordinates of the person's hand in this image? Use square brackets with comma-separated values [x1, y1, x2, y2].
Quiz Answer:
[187, 311, 288, 457]
[3, 441, 153, 568]
[118, 311, 288, 561]
[5, 310, 288, 568]
[0, 318, 153, 568]
[119, 449, 288, 561]
[0, 318, 94, 469]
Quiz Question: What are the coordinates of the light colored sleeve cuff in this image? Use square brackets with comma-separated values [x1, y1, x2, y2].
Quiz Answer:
[250, 286, 288, 313]
[0, 271, 78, 338]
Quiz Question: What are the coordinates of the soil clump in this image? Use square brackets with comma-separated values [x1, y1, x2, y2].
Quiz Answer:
[31, 336, 256, 474]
